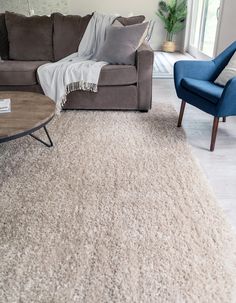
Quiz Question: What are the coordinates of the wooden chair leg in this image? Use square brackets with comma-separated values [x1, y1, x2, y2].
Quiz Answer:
[177, 101, 186, 127]
[210, 117, 219, 152]
[223, 117, 226, 122]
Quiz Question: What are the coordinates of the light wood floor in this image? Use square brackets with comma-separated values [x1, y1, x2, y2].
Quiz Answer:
[153, 51, 194, 78]
[153, 79, 236, 229]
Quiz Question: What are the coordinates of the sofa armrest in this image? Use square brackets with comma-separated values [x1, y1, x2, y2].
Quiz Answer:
[217, 77, 236, 117]
[136, 43, 154, 110]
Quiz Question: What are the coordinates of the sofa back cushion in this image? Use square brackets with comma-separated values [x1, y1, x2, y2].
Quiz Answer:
[116, 15, 145, 26]
[52, 13, 93, 61]
[5, 12, 53, 61]
[0, 14, 9, 60]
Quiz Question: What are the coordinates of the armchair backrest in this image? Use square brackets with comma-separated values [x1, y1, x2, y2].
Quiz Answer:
[212, 41, 236, 81]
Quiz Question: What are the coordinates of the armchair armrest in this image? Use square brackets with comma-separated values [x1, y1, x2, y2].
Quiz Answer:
[174, 60, 217, 98]
[217, 77, 236, 117]
[136, 43, 154, 110]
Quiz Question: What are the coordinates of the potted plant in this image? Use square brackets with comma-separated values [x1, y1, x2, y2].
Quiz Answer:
[157, 0, 187, 52]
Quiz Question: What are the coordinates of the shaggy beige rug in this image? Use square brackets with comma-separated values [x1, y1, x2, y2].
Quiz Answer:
[0, 104, 236, 303]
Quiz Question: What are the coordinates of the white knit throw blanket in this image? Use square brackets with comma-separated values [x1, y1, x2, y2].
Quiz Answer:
[37, 12, 116, 111]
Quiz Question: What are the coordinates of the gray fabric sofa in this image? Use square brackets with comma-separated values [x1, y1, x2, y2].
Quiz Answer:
[0, 12, 154, 111]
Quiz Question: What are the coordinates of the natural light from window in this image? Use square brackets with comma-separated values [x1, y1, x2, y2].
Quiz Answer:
[190, 0, 221, 57]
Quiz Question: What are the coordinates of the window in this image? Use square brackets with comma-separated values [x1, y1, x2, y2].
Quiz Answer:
[189, 0, 222, 58]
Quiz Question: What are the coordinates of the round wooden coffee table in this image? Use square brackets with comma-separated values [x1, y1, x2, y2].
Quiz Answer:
[0, 92, 55, 147]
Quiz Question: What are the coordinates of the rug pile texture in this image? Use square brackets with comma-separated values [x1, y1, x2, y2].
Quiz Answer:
[0, 104, 236, 302]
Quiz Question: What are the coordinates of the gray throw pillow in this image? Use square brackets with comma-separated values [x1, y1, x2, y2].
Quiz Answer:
[96, 22, 148, 65]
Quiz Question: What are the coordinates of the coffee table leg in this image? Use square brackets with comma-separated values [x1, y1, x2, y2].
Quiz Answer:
[30, 126, 53, 147]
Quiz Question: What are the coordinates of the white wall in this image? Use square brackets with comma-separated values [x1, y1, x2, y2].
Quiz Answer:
[0, 0, 69, 15]
[69, 0, 156, 20]
[0, 0, 186, 51]
[68, 0, 185, 51]
[215, 0, 236, 54]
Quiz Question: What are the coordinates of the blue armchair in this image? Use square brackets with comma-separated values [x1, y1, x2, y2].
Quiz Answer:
[174, 41, 236, 151]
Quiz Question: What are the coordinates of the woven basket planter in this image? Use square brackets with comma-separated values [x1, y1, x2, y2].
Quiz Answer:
[162, 41, 176, 53]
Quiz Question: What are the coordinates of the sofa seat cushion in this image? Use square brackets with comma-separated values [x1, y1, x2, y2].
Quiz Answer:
[181, 77, 224, 104]
[0, 61, 48, 85]
[99, 65, 137, 86]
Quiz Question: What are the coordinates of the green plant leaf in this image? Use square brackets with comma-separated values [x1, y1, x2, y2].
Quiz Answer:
[168, 0, 177, 9]
[157, 10, 169, 26]
[156, 0, 187, 36]
[159, 1, 169, 12]
[171, 21, 185, 33]
[176, 1, 187, 17]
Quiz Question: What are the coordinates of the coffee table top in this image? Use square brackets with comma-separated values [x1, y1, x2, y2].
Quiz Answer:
[0, 91, 55, 143]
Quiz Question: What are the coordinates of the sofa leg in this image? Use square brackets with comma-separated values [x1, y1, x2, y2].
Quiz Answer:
[177, 100, 186, 127]
[210, 117, 219, 152]
[223, 117, 226, 122]
[140, 110, 148, 113]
